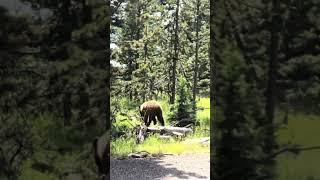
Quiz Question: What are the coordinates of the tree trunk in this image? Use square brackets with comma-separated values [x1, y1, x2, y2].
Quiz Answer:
[60, 0, 72, 42]
[265, 0, 280, 153]
[193, 0, 201, 111]
[142, 26, 148, 102]
[170, 0, 180, 104]
[106, 0, 111, 131]
[79, 88, 89, 121]
[63, 92, 72, 126]
[82, 0, 92, 24]
[167, 24, 173, 102]
[210, 0, 216, 178]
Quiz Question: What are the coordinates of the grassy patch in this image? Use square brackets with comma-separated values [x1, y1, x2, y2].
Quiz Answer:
[111, 135, 209, 157]
[275, 112, 320, 180]
[196, 97, 210, 127]
[111, 137, 136, 156]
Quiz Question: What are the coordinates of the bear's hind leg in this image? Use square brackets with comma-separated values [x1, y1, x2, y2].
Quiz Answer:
[157, 113, 165, 126]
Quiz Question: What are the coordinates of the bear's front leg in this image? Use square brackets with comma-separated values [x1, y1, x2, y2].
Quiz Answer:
[146, 116, 152, 126]
[143, 114, 149, 126]
[150, 116, 157, 125]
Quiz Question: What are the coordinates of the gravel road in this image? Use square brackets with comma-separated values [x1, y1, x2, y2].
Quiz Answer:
[110, 153, 210, 180]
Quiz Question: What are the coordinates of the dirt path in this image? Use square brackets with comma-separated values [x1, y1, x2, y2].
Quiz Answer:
[110, 153, 210, 180]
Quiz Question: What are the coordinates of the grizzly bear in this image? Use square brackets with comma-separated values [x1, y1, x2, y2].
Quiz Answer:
[139, 100, 165, 127]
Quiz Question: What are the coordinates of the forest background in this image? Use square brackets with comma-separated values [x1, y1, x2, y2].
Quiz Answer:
[110, 0, 210, 157]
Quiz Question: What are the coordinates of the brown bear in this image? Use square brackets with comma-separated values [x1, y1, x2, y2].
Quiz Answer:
[139, 100, 165, 127]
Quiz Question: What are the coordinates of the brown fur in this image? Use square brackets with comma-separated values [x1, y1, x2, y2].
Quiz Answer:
[139, 100, 165, 126]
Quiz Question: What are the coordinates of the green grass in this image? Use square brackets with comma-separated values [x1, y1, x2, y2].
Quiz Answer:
[275, 111, 320, 180]
[111, 137, 137, 156]
[111, 135, 209, 157]
[196, 97, 210, 127]
[136, 135, 209, 154]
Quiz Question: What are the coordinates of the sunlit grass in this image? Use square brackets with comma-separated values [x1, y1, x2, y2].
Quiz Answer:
[196, 97, 210, 109]
[137, 139, 209, 154]
[111, 135, 209, 157]
[111, 137, 136, 157]
[196, 97, 210, 127]
[192, 125, 210, 138]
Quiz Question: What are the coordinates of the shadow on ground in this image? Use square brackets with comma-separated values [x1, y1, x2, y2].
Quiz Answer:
[110, 154, 209, 180]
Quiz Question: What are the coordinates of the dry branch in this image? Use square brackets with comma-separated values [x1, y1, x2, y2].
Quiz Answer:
[259, 145, 320, 162]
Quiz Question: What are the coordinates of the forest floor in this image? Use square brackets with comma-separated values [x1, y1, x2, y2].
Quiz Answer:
[110, 152, 210, 180]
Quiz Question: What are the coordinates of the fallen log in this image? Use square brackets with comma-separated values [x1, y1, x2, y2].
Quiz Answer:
[135, 125, 193, 144]
[172, 119, 196, 127]
[146, 126, 193, 135]
[128, 151, 149, 158]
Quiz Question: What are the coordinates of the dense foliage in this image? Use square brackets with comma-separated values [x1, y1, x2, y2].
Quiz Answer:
[0, 1, 108, 179]
[111, 0, 210, 104]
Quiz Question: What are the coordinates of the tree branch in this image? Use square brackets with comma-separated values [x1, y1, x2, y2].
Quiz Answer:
[259, 145, 320, 162]
[9, 140, 23, 166]
[218, 145, 320, 178]
[224, 1, 259, 81]
[235, 0, 264, 12]
[280, 38, 320, 62]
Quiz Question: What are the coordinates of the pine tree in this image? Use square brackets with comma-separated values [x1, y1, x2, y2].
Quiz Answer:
[169, 76, 195, 126]
[213, 45, 269, 180]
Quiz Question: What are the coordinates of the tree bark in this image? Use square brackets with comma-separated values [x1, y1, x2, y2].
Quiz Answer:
[193, 0, 201, 111]
[265, 0, 280, 153]
[142, 24, 148, 102]
[106, 0, 111, 131]
[170, 0, 180, 104]
[60, 0, 72, 42]
[63, 92, 72, 126]
[82, 0, 92, 24]
[210, 0, 216, 178]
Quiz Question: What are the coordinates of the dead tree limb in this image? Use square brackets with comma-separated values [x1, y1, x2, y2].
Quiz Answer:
[259, 145, 320, 162]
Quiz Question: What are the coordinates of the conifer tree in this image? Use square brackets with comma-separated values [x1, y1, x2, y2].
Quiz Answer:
[169, 76, 195, 126]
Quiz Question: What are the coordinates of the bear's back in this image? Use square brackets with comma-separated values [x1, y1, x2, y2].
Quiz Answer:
[140, 100, 162, 111]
